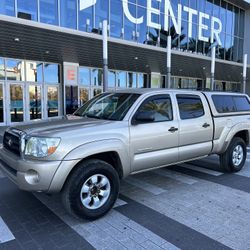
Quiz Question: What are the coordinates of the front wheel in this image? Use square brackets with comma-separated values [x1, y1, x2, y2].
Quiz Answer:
[220, 137, 247, 173]
[61, 159, 120, 220]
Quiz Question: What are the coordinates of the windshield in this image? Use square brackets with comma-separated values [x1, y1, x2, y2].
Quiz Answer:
[74, 93, 140, 121]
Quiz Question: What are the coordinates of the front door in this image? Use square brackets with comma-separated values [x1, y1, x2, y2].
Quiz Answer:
[129, 94, 179, 172]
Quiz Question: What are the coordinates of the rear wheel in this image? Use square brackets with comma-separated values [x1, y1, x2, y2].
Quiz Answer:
[220, 137, 247, 172]
[62, 159, 120, 220]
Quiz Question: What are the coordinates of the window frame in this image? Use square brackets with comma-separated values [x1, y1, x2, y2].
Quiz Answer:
[132, 94, 173, 124]
[176, 94, 205, 120]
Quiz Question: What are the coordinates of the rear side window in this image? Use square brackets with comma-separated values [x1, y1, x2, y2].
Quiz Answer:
[177, 95, 204, 119]
[212, 95, 250, 113]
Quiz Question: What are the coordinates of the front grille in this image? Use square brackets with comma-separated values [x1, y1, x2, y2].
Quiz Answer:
[3, 131, 21, 156]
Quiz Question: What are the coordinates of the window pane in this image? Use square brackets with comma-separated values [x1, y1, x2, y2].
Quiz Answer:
[79, 88, 89, 106]
[17, 0, 38, 21]
[60, 0, 77, 29]
[233, 96, 250, 111]
[108, 71, 116, 88]
[124, 3, 136, 41]
[0, 58, 5, 80]
[138, 73, 144, 88]
[212, 95, 236, 113]
[26, 62, 43, 82]
[110, 0, 123, 38]
[0, 0, 15, 16]
[79, 67, 90, 86]
[10, 85, 24, 122]
[137, 96, 173, 122]
[95, 0, 108, 29]
[78, 2, 93, 32]
[128, 72, 136, 88]
[117, 71, 126, 88]
[44, 64, 60, 83]
[40, 0, 58, 25]
[29, 85, 42, 120]
[65, 86, 78, 114]
[92, 69, 103, 86]
[6, 60, 25, 81]
[47, 86, 58, 117]
[177, 95, 204, 119]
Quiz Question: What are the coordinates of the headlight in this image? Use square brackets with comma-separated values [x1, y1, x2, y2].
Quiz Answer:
[25, 137, 61, 158]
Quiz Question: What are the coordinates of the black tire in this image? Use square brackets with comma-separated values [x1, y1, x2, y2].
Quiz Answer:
[61, 159, 120, 220]
[220, 137, 247, 173]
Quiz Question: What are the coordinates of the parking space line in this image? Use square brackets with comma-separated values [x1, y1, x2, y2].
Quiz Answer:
[0, 217, 15, 244]
[153, 168, 198, 185]
[180, 163, 223, 176]
[125, 176, 166, 195]
[116, 195, 231, 250]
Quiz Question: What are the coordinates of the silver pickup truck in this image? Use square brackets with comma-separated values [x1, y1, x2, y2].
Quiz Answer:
[1, 89, 250, 220]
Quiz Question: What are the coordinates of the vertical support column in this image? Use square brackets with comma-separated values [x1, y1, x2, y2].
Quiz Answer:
[103, 20, 108, 92]
[243, 54, 248, 94]
[211, 46, 216, 91]
[167, 36, 172, 89]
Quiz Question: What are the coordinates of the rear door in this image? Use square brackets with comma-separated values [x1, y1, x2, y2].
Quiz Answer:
[129, 94, 179, 172]
[175, 93, 213, 161]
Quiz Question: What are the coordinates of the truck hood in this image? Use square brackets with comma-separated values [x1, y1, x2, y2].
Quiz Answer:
[11, 116, 115, 136]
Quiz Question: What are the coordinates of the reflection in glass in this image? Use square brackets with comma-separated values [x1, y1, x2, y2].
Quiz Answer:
[108, 71, 116, 88]
[138, 73, 144, 88]
[117, 71, 126, 88]
[128, 72, 136, 88]
[0, 85, 3, 122]
[92, 69, 103, 86]
[29, 85, 41, 120]
[0, 0, 15, 16]
[95, 0, 108, 30]
[93, 89, 102, 97]
[10, 85, 23, 122]
[80, 88, 89, 106]
[60, 0, 77, 29]
[124, 3, 136, 41]
[66, 86, 78, 114]
[26, 62, 43, 82]
[17, 0, 37, 21]
[44, 64, 60, 83]
[0, 58, 4, 80]
[47, 86, 58, 117]
[40, 0, 58, 25]
[79, 4, 93, 32]
[79, 67, 90, 86]
[6, 60, 25, 81]
[110, 0, 123, 38]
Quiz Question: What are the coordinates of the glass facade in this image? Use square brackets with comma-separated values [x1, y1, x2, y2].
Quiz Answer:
[0, 57, 61, 125]
[0, 0, 245, 63]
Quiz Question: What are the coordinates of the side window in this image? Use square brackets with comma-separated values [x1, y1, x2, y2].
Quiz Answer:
[233, 96, 250, 112]
[212, 95, 236, 113]
[212, 95, 250, 113]
[136, 95, 173, 122]
[177, 95, 204, 119]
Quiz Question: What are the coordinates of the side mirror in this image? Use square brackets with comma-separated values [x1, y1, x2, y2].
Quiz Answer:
[132, 111, 155, 125]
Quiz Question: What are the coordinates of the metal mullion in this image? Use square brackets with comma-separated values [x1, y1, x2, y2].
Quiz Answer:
[58, 0, 61, 27]
[76, 0, 79, 30]
[37, 0, 40, 22]
[14, 0, 17, 17]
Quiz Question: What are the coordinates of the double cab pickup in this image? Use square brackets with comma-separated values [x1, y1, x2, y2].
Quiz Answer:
[0, 89, 250, 219]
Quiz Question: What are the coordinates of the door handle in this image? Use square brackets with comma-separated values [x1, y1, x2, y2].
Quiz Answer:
[168, 127, 178, 133]
[202, 123, 210, 128]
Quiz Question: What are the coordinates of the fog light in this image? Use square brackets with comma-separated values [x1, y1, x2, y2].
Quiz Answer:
[24, 170, 40, 184]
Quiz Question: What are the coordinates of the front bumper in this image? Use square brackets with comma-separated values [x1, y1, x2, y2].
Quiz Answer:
[0, 145, 61, 192]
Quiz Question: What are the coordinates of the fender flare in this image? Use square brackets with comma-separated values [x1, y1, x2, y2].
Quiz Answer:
[48, 139, 130, 192]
